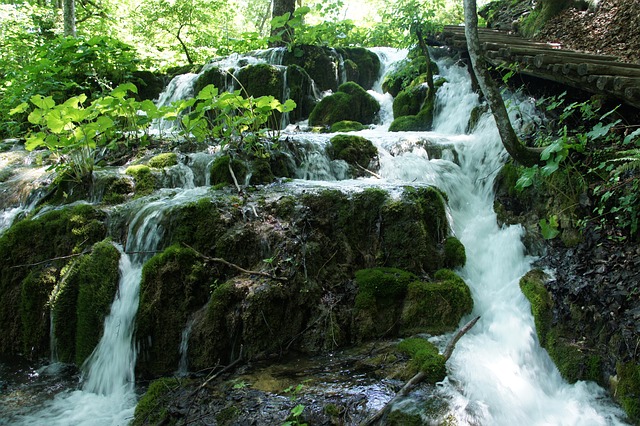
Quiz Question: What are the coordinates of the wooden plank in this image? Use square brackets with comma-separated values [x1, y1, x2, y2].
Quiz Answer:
[577, 63, 640, 77]
[613, 76, 640, 92]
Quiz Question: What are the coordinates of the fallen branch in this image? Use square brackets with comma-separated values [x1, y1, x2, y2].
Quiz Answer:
[190, 345, 243, 398]
[356, 162, 382, 179]
[11, 251, 87, 268]
[359, 316, 480, 426]
[183, 243, 288, 281]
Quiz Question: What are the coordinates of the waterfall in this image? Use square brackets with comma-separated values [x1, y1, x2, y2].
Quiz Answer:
[177, 317, 196, 377]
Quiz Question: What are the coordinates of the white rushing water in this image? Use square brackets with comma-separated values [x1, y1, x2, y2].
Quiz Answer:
[367, 55, 628, 425]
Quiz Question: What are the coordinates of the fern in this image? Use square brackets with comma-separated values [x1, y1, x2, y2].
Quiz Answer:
[609, 148, 640, 175]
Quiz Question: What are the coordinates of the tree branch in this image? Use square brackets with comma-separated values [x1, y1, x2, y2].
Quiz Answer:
[182, 243, 288, 281]
[359, 316, 480, 426]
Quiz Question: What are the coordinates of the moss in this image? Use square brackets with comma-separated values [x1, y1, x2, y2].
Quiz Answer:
[210, 155, 248, 187]
[249, 157, 275, 185]
[330, 120, 365, 133]
[401, 269, 473, 335]
[393, 85, 428, 118]
[166, 198, 228, 253]
[64, 240, 120, 365]
[340, 47, 381, 90]
[132, 377, 181, 426]
[136, 245, 210, 376]
[308, 82, 380, 127]
[444, 237, 466, 269]
[194, 66, 229, 95]
[125, 164, 156, 197]
[397, 337, 447, 383]
[148, 153, 178, 169]
[102, 176, 133, 205]
[285, 64, 318, 122]
[387, 410, 423, 426]
[0, 205, 106, 358]
[616, 362, 640, 423]
[132, 70, 165, 101]
[216, 405, 240, 424]
[380, 187, 448, 273]
[235, 63, 284, 99]
[283, 44, 339, 92]
[327, 134, 377, 170]
[519, 269, 553, 342]
[389, 114, 431, 132]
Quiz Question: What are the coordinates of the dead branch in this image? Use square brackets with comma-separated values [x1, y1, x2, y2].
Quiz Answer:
[11, 251, 87, 268]
[189, 346, 243, 398]
[359, 316, 480, 426]
[182, 243, 288, 281]
[356, 162, 382, 179]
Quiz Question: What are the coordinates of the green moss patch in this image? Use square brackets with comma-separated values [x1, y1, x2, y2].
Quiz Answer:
[125, 164, 156, 197]
[235, 63, 284, 99]
[308, 82, 380, 127]
[444, 237, 466, 269]
[210, 155, 248, 187]
[330, 120, 365, 133]
[397, 337, 446, 383]
[401, 269, 473, 335]
[327, 134, 377, 173]
[149, 153, 178, 169]
[132, 377, 182, 426]
[616, 362, 640, 423]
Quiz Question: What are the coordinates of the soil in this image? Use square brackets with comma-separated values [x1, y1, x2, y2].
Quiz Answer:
[534, 0, 640, 64]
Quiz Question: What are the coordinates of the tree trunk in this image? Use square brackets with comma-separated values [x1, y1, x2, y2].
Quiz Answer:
[63, 0, 76, 37]
[463, 0, 542, 167]
[176, 25, 194, 65]
[269, 0, 296, 46]
[415, 27, 435, 94]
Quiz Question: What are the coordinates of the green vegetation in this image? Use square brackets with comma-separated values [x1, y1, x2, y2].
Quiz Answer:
[327, 134, 377, 173]
[148, 152, 178, 169]
[397, 337, 446, 383]
[132, 377, 182, 426]
[125, 164, 156, 197]
[308, 82, 380, 127]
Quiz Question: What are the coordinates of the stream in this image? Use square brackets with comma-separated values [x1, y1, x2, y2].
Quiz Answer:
[0, 46, 630, 425]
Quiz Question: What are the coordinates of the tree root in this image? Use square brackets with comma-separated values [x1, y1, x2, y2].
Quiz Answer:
[359, 316, 481, 426]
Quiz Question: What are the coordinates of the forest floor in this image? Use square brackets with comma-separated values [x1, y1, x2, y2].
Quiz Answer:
[533, 0, 640, 64]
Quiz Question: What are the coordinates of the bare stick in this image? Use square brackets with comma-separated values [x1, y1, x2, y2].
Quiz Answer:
[359, 316, 480, 426]
[11, 252, 86, 268]
[356, 163, 382, 179]
[183, 243, 287, 281]
[228, 161, 242, 193]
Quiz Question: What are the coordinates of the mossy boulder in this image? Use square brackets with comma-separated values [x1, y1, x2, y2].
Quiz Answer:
[616, 362, 640, 423]
[393, 85, 428, 118]
[132, 377, 182, 426]
[0, 204, 107, 359]
[339, 47, 381, 90]
[101, 176, 134, 205]
[444, 237, 466, 269]
[149, 153, 178, 169]
[389, 92, 435, 132]
[353, 267, 417, 339]
[283, 45, 340, 92]
[235, 64, 284, 99]
[136, 245, 210, 377]
[308, 82, 380, 127]
[327, 134, 377, 174]
[382, 55, 438, 97]
[520, 269, 602, 384]
[131, 70, 165, 101]
[125, 165, 157, 197]
[330, 121, 366, 133]
[194, 66, 230, 95]
[51, 240, 120, 365]
[286, 64, 318, 122]
[397, 337, 446, 383]
[210, 156, 248, 187]
[401, 269, 473, 335]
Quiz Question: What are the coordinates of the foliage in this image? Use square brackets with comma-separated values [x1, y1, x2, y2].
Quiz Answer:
[171, 84, 296, 158]
[515, 93, 640, 241]
[397, 337, 447, 383]
[11, 83, 159, 183]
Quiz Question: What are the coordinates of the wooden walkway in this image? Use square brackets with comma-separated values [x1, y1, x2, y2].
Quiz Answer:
[437, 25, 640, 109]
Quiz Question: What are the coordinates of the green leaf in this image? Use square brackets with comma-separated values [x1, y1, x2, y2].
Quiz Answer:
[30, 95, 55, 110]
[9, 102, 29, 116]
[586, 120, 619, 140]
[515, 166, 538, 191]
[112, 83, 138, 98]
[623, 128, 640, 145]
[25, 133, 46, 151]
[539, 216, 560, 240]
[291, 404, 305, 417]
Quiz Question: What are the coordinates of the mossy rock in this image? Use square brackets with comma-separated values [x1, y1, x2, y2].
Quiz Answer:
[389, 91, 435, 132]
[149, 153, 178, 169]
[131, 70, 165, 101]
[286, 64, 318, 122]
[283, 44, 340, 92]
[520, 269, 602, 384]
[308, 82, 380, 127]
[393, 85, 428, 118]
[327, 134, 377, 172]
[401, 269, 473, 335]
[194, 66, 230, 95]
[136, 245, 210, 377]
[235, 63, 284, 99]
[354, 267, 417, 339]
[165, 198, 230, 253]
[330, 121, 366, 133]
[380, 187, 449, 272]
[339, 47, 381, 90]
[102, 176, 134, 205]
[444, 237, 466, 269]
[382, 55, 439, 97]
[397, 337, 446, 383]
[0, 204, 106, 358]
[132, 377, 182, 426]
[125, 165, 157, 197]
[249, 158, 275, 185]
[210, 155, 248, 187]
[616, 362, 640, 423]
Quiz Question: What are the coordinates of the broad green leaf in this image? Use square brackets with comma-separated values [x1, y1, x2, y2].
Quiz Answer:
[9, 102, 29, 116]
[197, 84, 219, 100]
[25, 133, 46, 151]
[112, 83, 138, 98]
[30, 95, 55, 110]
[539, 216, 560, 240]
[46, 110, 71, 134]
[27, 109, 45, 125]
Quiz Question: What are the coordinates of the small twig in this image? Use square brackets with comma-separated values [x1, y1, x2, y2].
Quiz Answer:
[356, 162, 382, 179]
[11, 251, 87, 268]
[189, 346, 243, 398]
[360, 316, 480, 426]
[228, 161, 242, 194]
[183, 243, 287, 281]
